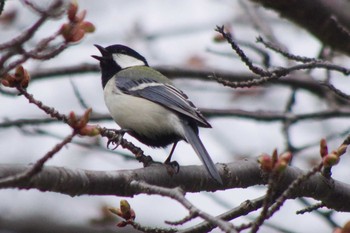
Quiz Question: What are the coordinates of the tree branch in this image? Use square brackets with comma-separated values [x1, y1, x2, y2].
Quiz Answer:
[3, 107, 350, 129]
[0, 159, 349, 212]
[130, 181, 236, 232]
[28, 64, 350, 104]
[0, 130, 76, 186]
[250, 0, 350, 55]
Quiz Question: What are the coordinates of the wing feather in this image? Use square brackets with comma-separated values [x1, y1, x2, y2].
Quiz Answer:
[116, 77, 211, 128]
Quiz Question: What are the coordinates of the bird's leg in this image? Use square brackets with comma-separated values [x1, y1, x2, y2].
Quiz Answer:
[164, 142, 180, 174]
[164, 142, 177, 164]
[106, 128, 130, 150]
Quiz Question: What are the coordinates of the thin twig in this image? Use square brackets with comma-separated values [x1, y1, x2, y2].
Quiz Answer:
[16, 86, 68, 122]
[214, 25, 350, 89]
[130, 181, 237, 233]
[0, 130, 77, 187]
[256, 36, 320, 63]
[4, 107, 350, 129]
[249, 173, 280, 233]
[14, 86, 147, 161]
[296, 202, 326, 215]
[265, 163, 323, 220]
[181, 196, 265, 233]
[165, 212, 198, 226]
[131, 221, 177, 233]
[216, 25, 271, 77]
[321, 82, 350, 101]
[69, 78, 90, 109]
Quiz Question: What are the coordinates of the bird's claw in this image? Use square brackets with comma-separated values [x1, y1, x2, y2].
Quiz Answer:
[164, 160, 180, 175]
[106, 129, 127, 150]
[107, 137, 122, 150]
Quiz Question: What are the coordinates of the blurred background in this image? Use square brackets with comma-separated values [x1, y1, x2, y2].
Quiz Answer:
[1, 0, 350, 232]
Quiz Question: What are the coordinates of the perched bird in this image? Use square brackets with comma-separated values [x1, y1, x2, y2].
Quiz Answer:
[92, 44, 222, 184]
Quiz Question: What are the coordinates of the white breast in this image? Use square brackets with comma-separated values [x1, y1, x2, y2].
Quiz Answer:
[103, 77, 185, 139]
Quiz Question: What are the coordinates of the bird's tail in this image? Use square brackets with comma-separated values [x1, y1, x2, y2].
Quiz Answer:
[183, 126, 222, 184]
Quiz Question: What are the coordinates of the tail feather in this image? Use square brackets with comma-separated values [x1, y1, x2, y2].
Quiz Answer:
[183, 126, 222, 184]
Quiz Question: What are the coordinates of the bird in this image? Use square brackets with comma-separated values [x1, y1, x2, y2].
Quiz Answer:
[92, 44, 222, 184]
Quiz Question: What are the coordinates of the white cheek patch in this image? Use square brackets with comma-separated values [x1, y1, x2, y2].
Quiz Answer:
[112, 53, 145, 68]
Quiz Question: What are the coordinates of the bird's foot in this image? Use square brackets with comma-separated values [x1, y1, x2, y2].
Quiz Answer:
[164, 160, 180, 176]
[106, 129, 129, 150]
[139, 155, 154, 167]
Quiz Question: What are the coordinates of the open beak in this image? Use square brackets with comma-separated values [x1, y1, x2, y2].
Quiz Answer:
[91, 44, 109, 61]
[91, 55, 103, 61]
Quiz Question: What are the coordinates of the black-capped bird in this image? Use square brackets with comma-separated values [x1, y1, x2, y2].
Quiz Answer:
[92, 44, 222, 184]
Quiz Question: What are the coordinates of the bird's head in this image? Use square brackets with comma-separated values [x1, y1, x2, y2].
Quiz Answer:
[92, 44, 148, 87]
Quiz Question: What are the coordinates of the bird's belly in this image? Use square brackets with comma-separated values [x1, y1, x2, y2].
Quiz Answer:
[104, 88, 185, 146]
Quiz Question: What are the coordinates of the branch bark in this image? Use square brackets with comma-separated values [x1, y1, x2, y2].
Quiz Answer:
[1, 159, 349, 212]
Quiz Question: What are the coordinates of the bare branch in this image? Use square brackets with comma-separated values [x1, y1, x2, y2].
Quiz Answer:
[250, 0, 350, 55]
[130, 181, 236, 232]
[4, 107, 350, 130]
[0, 160, 349, 212]
[256, 36, 320, 63]
[22, 63, 350, 107]
[0, 0, 62, 50]
[0, 131, 76, 187]
[182, 196, 265, 233]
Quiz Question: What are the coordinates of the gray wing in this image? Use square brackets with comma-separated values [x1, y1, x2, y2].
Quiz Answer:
[116, 77, 211, 128]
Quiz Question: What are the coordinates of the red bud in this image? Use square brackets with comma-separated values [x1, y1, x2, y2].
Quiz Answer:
[273, 159, 288, 173]
[60, 23, 72, 41]
[1, 78, 12, 87]
[79, 125, 100, 136]
[75, 9, 86, 22]
[258, 154, 273, 172]
[68, 111, 78, 127]
[70, 27, 85, 42]
[337, 144, 347, 156]
[213, 34, 225, 42]
[80, 21, 95, 33]
[272, 148, 278, 164]
[280, 152, 292, 164]
[320, 138, 328, 158]
[14, 66, 30, 87]
[323, 153, 339, 167]
[67, 1, 78, 21]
